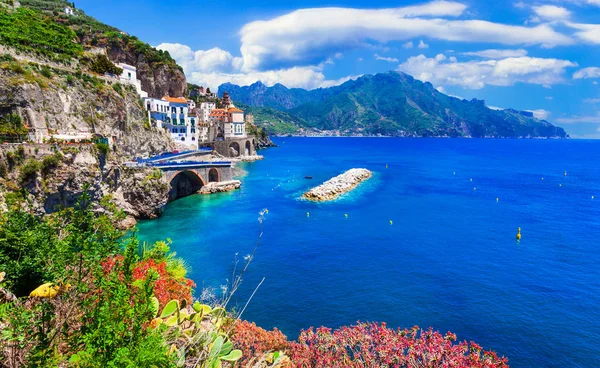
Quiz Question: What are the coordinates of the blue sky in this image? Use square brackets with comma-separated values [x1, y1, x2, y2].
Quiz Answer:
[76, 0, 600, 137]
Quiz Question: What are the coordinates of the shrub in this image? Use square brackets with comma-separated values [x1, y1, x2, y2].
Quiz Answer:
[231, 321, 290, 366]
[89, 54, 123, 75]
[39, 65, 53, 79]
[19, 158, 41, 183]
[0, 160, 7, 178]
[41, 152, 62, 173]
[112, 82, 123, 94]
[289, 323, 509, 367]
[95, 141, 110, 157]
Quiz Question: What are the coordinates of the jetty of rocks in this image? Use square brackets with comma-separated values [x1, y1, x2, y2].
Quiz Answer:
[303, 168, 372, 201]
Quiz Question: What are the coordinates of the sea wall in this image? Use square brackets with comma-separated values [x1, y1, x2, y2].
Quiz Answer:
[303, 168, 372, 201]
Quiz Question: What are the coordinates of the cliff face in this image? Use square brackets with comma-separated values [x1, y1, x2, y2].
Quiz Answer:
[0, 63, 174, 157]
[0, 145, 169, 220]
[107, 44, 186, 99]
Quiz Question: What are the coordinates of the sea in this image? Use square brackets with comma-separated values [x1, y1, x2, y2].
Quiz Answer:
[137, 138, 600, 367]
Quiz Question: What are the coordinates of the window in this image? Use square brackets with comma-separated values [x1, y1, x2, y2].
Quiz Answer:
[180, 128, 186, 133]
[127, 72, 132, 80]
[191, 128, 196, 133]
[192, 137, 196, 141]
[181, 137, 185, 141]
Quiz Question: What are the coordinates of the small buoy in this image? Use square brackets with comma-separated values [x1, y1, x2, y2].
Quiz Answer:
[344, 214, 348, 218]
[542, 177, 544, 181]
[564, 171, 567, 176]
[265, 209, 269, 214]
[496, 197, 499, 202]
[516, 227, 522, 241]
[389, 220, 393, 225]
[470, 178, 473, 182]
[453, 172, 456, 175]
[306, 212, 310, 217]
[386, 164, 389, 169]
[559, 184, 562, 187]
[592, 196, 595, 199]
[474, 187, 477, 191]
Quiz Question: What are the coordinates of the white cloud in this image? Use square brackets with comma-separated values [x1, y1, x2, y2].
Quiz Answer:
[546, 96, 554, 100]
[156, 43, 242, 74]
[463, 49, 528, 59]
[487, 105, 505, 110]
[532, 5, 571, 20]
[565, 22, 600, 43]
[526, 109, 552, 119]
[157, 42, 359, 90]
[402, 41, 414, 49]
[238, 1, 572, 71]
[398, 54, 578, 89]
[556, 113, 600, 123]
[573, 67, 600, 79]
[584, 98, 600, 103]
[418, 40, 430, 49]
[374, 54, 399, 63]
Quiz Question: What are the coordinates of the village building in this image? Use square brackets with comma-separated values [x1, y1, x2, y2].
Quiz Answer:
[115, 63, 148, 98]
[144, 96, 198, 149]
[64, 6, 74, 15]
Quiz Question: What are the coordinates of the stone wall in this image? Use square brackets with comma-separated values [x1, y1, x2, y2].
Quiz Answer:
[201, 137, 256, 158]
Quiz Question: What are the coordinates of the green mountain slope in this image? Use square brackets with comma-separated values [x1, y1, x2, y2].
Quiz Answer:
[219, 72, 568, 138]
[0, 0, 186, 97]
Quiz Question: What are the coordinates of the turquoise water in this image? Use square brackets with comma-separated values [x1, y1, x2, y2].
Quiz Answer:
[137, 138, 600, 367]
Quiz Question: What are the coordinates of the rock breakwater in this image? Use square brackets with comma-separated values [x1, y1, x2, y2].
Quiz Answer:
[303, 168, 372, 201]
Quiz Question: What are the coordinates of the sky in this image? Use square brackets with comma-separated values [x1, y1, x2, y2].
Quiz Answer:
[75, 0, 600, 137]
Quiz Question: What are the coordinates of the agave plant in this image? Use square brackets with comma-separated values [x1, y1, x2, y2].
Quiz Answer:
[151, 298, 242, 367]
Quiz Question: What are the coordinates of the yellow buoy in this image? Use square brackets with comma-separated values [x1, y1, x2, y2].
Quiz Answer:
[496, 198, 499, 202]
[389, 220, 393, 225]
[516, 227, 522, 241]
[265, 209, 269, 214]
[344, 214, 348, 218]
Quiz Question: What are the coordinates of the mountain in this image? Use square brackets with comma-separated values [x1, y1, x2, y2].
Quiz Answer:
[219, 72, 568, 138]
[1, 0, 186, 98]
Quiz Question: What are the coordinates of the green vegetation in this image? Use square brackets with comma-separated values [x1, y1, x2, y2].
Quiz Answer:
[236, 102, 305, 135]
[223, 73, 568, 138]
[0, 114, 28, 138]
[95, 141, 110, 157]
[19, 159, 41, 183]
[89, 53, 122, 75]
[0, 7, 83, 62]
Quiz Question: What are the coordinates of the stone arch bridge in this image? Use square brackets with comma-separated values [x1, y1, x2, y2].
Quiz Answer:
[158, 163, 233, 202]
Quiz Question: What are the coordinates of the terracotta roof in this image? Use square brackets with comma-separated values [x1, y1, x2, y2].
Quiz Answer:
[228, 107, 244, 113]
[162, 96, 188, 103]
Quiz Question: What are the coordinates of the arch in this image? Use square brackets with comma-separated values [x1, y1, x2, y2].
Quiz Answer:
[208, 168, 220, 183]
[245, 140, 251, 156]
[229, 141, 241, 157]
[168, 170, 205, 202]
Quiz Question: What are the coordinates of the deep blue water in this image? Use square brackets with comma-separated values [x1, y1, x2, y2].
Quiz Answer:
[137, 138, 600, 367]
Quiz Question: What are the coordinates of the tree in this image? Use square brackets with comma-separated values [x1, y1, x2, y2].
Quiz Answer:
[90, 54, 123, 75]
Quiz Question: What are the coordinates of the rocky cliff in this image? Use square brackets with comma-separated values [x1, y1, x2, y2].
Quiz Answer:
[0, 58, 174, 157]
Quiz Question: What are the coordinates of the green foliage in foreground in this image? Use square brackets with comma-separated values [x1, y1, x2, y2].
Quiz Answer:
[0, 7, 83, 62]
[0, 196, 177, 366]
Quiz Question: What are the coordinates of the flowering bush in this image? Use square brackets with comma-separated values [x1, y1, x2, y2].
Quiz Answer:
[288, 323, 508, 368]
[231, 320, 290, 366]
[132, 258, 195, 308]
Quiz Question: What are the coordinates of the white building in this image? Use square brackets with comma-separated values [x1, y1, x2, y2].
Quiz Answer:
[208, 107, 247, 140]
[64, 6, 74, 15]
[116, 63, 148, 98]
[144, 96, 198, 148]
[198, 102, 216, 122]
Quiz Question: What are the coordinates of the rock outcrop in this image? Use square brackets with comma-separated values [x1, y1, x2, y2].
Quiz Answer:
[198, 180, 241, 195]
[0, 66, 175, 158]
[303, 169, 372, 201]
[107, 45, 187, 99]
[0, 145, 169, 219]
